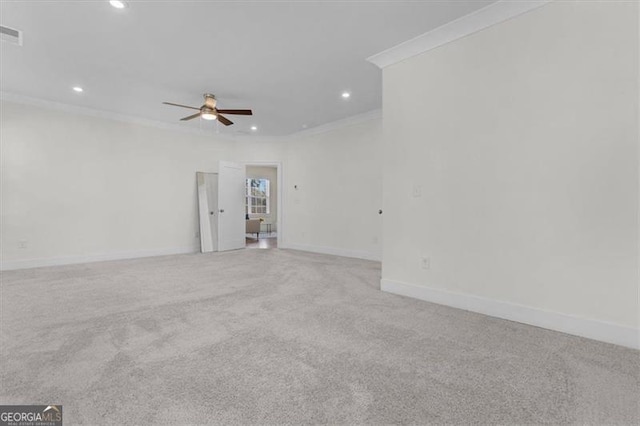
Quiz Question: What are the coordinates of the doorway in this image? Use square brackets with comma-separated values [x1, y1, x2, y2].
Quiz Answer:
[197, 161, 247, 253]
[244, 162, 282, 249]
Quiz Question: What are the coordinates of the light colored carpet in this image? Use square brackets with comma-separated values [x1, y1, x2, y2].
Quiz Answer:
[1, 249, 638, 425]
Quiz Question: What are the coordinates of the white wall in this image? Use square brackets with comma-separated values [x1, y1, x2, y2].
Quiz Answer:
[284, 118, 383, 261]
[231, 139, 285, 165]
[246, 165, 278, 231]
[381, 1, 639, 347]
[1, 98, 383, 268]
[0, 100, 237, 269]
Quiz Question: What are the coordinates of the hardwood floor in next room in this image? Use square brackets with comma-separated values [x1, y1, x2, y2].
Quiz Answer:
[246, 233, 278, 249]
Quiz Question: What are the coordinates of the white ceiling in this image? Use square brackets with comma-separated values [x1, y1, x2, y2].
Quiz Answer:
[1, 0, 494, 136]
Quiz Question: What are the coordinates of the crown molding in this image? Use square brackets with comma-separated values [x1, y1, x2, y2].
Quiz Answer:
[367, 0, 552, 69]
[287, 108, 381, 140]
[1, 91, 381, 143]
[0, 91, 247, 141]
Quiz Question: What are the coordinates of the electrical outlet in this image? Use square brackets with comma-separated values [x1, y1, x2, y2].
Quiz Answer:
[194, 232, 200, 239]
[17, 240, 28, 249]
[421, 256, 430, 270]
[413, 185, 422, 198]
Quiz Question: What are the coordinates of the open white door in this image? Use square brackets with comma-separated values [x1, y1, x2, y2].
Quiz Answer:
[217, 161, 246, 251]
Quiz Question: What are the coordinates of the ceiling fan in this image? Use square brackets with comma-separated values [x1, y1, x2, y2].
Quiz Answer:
[162, 94, 252, 126]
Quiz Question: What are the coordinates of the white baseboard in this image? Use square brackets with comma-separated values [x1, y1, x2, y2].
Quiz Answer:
[381, 278, 639, 350]
[285, 243, 381, 262]
[0, 246, 199, 271]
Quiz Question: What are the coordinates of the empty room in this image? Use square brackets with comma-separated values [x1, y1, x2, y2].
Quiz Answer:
[1, 1, 638, 425]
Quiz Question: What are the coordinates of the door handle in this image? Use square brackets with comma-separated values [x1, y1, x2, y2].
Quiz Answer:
[219, 209, 225, 213]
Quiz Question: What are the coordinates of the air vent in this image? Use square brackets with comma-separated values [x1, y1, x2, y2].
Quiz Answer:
[1, 25, 22, 45]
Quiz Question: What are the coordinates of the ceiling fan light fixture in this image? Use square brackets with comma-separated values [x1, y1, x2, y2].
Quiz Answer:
[109, 1, 127, 9]
[163, 94, 251, 127]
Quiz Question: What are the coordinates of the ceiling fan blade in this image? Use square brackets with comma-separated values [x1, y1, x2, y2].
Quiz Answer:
[180, 112, 202, 121]
[217, 114, 233, 126]
[163, 102, 200, 110]
[215, 109, 252, 115]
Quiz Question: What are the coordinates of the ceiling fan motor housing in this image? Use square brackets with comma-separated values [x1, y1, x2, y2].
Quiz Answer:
[203, 93, 217, 109]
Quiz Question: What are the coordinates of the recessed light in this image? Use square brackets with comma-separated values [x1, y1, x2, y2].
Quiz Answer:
[72, 86, 84, 93]
[302, 124, 308, 129]
[341, 92, 351, 99]
[109, 0, 127, 9]
[250, 126, 258, 131]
